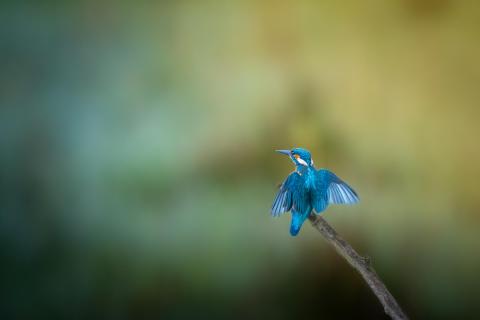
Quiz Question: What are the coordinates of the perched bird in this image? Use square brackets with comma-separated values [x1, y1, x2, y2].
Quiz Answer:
[272, 148, 359, 236]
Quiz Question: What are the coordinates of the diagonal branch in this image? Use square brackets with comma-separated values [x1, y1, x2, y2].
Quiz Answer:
[308, 214, 409, 320]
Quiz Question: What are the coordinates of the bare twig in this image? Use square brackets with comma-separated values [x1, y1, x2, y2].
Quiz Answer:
[308, 214, 409, 320]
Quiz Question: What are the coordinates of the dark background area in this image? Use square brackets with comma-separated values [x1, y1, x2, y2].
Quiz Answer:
[2, 1, 480, 319]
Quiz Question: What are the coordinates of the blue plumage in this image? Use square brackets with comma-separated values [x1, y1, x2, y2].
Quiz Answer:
[272, 148, 359, 236]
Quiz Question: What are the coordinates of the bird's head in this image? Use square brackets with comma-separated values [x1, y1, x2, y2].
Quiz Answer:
[276, 147, 313, 167]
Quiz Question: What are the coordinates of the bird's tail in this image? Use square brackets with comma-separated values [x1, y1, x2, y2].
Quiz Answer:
[290, 210, 310, 236]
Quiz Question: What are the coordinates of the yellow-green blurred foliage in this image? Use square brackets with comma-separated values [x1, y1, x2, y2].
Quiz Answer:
[2, 1, 480, 319]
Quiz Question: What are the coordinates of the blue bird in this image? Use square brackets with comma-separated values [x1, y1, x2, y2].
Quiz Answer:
[272, 148, 359, 236]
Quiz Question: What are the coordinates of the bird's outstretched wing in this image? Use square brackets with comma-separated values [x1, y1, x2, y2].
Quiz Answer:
[319, 169, 359, 205]
[271, 171, 304, 217]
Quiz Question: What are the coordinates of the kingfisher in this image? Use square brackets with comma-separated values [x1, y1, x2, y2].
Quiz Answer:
[272, 148, 359, 236]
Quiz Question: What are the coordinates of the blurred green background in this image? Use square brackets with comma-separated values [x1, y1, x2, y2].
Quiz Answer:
[2, 1, 480, 319]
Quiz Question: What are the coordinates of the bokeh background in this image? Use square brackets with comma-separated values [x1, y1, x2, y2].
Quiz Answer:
[2, 1, 480, 319]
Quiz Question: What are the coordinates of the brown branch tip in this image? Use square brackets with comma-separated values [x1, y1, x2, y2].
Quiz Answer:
[308, 214, 409, 320]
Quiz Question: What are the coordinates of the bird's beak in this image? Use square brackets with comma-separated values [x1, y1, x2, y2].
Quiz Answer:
[276, 149, 291, 156]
